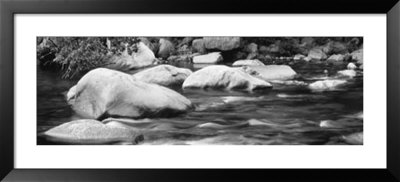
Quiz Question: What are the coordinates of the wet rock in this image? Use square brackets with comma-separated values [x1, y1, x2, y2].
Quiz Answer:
[191, 39, 206, 54]
[342, 132, 363, 145]
[232, 59, 265, 66]
[308, 48, 327, 61]
[243, 65, 297, 81]
[304, 56, 312, 62]
[43, 119, 143, 144]
[293, 54, 306, 61]
[67, 68, 192, 119]
[107, 42, 157, 70]
[308, 80, 347, 91]
[133, 65, 192, 86]
[347, 62, 357, 70]
[327, 54, 345, 62]
[351, 49, 363, 63]
[245, 43, 258, 53]
[193, 52, 223, 64]
[182, 65, 272, 91]
[203, 37, 241, 51]
[337, 69, 356, 78]
[157, 38, 175, 59]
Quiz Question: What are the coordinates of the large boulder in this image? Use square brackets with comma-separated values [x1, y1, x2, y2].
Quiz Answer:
[308, 48, 327, 61]
[203, 37, 241, 51]
[157, 38, 175, 59]
[107, 42, 157, 70]
[232, 59, 265, 66]
[351, 49, 363, 63]
[193, 52, 223, 64]
[191, 39, 206, 54]
[133, 65, 192, 86]
[67, 68, 192, 119]
[308, 80, 347, 92]
[43, 119, 143, 144]
[242, 65, 297, 81]
[182, 65, 272, 91]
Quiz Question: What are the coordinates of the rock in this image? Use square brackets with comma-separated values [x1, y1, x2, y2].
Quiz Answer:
[232, 59, 265, 66]
[203, 37, 241, 51]
[43, 119, 143, 144]
[351, 49, 363, 63]
[293, 54, 306, 61]
[308, 80, 347, 91]
[347, 63, 357, 70]
[359, 64, 363, 70]
[327, 54, 345, 62]
[242, 65, 297, 81]
[342, 132, 363, 145]
[133, 65, 192, 86]
[176, 44, 191, 55]
[191, 39, 206, 54]
[67, 68, 192, 119]
[258, 46, 269, 54]
[246, 52, 258, 60]
[193, 52, 223, 64]
[107, 42, 157, 70]
[337, 69, 356, 78]
[138, 37, 158, 54]
[182, 65, 272, 91]
[304, 56, 312, 62]
[321, 41, 348, 55]
[157, 38, 175, 59]
[308, 48, 327, 61]
[167, 55, 191, 63]
[245, 43, 258, 53]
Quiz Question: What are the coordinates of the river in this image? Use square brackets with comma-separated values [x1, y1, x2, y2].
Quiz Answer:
[37, 61, 363, 145]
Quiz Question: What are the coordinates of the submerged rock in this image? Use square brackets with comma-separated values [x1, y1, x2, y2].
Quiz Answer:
[337, 69, 356, 78]
[243, 65, 297, 81]
[308, 80, 347, 91]
[232, 59, 265, 66]
[67, 68, 192, 119]
[133, 65, 192, 86]
[182, 65, 272, 91]
[193, 52, 223, 64]
[107, 42, 157, 70]
[43, 119, 143, 144]
[203, 37, 241, 51]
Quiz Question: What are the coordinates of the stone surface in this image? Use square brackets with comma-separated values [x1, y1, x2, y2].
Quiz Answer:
[242, 65, 297, 81]
[308, 48, 327, 61]
[67, 68, 192, 119]
[327, 54, 345, 62]
[245, 43, 258, 53]
[157, 38, 175, 59]
[293, 54, 306, 61]
[342, 132, 363, 145]
[192, 52, 223, 64]
[191, 39, 206, 54]
[347, 63, 357, 70]
[203, 37, 241, 51]
[351, 49, 363, 63]
[182, 65, 272, 91]
[337, 69, 356, 78]
[308, 80, 347, 92]
[232, 59, 265, 66]
[133, 65, 192, 86]
[43, 119, 143, 144]
[107, 42, 157, 70]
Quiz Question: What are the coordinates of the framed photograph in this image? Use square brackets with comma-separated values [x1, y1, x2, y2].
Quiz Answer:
[1, 0, 399, 181]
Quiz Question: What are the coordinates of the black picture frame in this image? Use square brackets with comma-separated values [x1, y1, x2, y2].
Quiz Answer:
[1, 0, 399, 181]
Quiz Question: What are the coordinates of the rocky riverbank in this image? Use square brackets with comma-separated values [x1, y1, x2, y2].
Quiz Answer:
[37, 37, 363, 145]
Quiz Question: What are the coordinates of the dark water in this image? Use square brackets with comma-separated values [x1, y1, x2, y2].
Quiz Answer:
[37, 62, 363, 145]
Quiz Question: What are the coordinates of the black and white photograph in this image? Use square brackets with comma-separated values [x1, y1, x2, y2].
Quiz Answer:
[37, 36, 363, 145]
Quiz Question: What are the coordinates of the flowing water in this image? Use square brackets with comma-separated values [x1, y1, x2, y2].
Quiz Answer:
[37, 62, 363, 145]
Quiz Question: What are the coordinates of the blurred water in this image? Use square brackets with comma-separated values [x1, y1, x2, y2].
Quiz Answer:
[37, 62, 363, 145]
